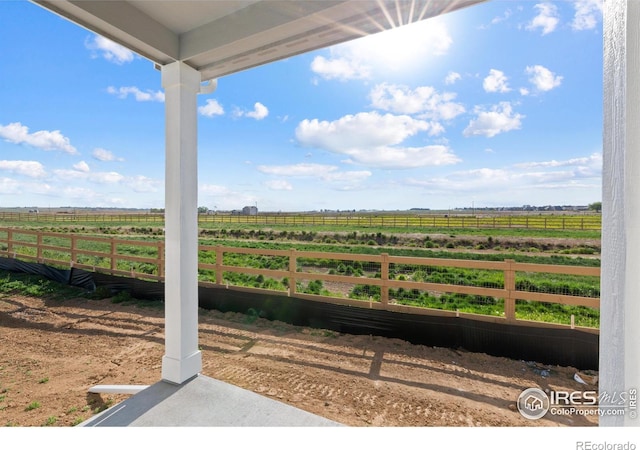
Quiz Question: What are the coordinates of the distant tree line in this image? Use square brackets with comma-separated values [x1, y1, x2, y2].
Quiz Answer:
[588, 202, 602, 212]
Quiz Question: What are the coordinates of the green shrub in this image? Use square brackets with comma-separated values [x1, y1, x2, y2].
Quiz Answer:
[111, 290, 132, 304]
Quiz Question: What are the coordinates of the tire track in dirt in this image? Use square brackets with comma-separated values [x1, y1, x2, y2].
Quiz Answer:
[198, 327, 598, 427]
[211, 357, 491, 426]
[203, 338, 512, 426]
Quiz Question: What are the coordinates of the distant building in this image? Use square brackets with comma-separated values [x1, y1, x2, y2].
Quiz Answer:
[242, 206, 258, 216]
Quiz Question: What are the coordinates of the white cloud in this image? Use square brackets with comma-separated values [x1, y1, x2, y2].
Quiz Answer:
[514, 152, 602, 171]
[445, 72, 461, 85]
[478, 6, 521, 30]
[297, 112, 433, 152]
[244, 102, 269, 120]
[52, 169, 85, 180]
[369, 83, 465, 122]
[322, 170, 371, 183]
[406, 153, 601, 197]
[91, 172, 125, 184]
[264, 179, 293, 191]
[28, 182, 53, 195]
[0, 177, 21, 194]
[73, 161, 90, 173]
[526, 65, 563, 92]
[463, 102, 524, 138]
[572, 0, 603, 31]
[200, 184, 233, 196]
[125, 175, 161, 193]
[410, 168, 512, 191]
[0, 160, 46, 178]
[311, 18, 452, 81]
[342, 145, 461, 169]
[92, 148, 123, 162]
[491, 8, 513, 25]
[310, 56, 370, 81]
[295, 112, 460, 169]
[200, 184, 258, 211]
[0, 122, 77, 154]
[257, 163, 373, 184]
[483, 69, 511, 93]
[0, 177, 55, 196]
[85, 35, 134, 64]
[527, 3, 559, 35]
[258, 163, 335, 177]
[107, 86, 164, 102]
[62, 186, 101, 201]
[53, 167, 124, 184]
[199, 99, 225, 117]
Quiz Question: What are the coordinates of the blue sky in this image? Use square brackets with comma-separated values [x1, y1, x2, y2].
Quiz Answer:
[0, 1, 603, 212]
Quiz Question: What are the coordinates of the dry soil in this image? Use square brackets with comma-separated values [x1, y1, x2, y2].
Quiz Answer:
[0, 293, 599, 427]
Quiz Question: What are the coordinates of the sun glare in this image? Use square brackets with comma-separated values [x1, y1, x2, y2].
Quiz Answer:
[338, 17, 453, 75]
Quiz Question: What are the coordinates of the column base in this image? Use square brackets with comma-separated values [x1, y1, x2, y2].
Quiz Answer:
[161, 351, 202, 385]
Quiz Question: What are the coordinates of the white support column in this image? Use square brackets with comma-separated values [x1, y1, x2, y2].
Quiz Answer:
[161, 61, 202, 384]
[601, 0, 640, 427]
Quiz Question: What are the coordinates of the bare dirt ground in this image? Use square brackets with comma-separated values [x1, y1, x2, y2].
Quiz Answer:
[0, 293, 599, 427]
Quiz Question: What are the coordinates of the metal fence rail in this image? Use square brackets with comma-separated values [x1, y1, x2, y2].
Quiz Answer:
[0, 211, 602, 230]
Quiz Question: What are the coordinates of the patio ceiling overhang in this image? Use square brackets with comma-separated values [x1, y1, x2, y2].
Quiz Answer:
[33, 0, 485, 81]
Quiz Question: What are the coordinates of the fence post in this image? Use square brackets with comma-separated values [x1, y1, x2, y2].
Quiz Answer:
[215, 246, 223, 285]
[158, 241, 165, 280]
[71, 235, 77, 266]
[7, 229, 13, 255]
[289, 248, 297, 295]
[504, 259, 516, 322]
[37, 232, 43, 263]
[381, 253, 389, 307]
[110, 238, 117, 274]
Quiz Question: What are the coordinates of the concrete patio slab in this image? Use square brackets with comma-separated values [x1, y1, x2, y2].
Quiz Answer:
[79, 375, 342, 427]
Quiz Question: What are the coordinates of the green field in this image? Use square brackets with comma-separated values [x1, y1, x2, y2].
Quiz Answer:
[0, 210, 602, 231]
[0, 212, 601, 328]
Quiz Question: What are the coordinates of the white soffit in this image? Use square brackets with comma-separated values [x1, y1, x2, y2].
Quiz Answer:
[32, 1, 485, 80]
